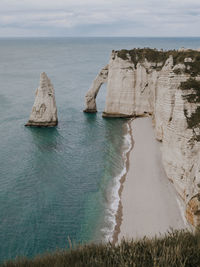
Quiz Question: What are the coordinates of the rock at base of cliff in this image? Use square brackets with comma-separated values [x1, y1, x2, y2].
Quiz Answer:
[102, 112, 134, 118]
[83, 108, 97, 113]
[25, 120, 58, 127]
[26, 72, 58, 127]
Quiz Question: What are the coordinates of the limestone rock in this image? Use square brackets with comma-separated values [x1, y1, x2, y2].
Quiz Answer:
[84, 65, 108, 113]
[103, 51, 158, 117]
[178, 47, 189, 52]
[184, 57, 193, 63]
[86, 48, 200, 228]
[26, 72, 58, 127]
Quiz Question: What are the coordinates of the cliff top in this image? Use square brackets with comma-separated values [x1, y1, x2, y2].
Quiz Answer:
[116, 48, 200, 76]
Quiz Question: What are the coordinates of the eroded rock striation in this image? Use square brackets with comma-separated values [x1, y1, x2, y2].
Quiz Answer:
[26, 72, 58, 127]
[86, 48, 200, 228]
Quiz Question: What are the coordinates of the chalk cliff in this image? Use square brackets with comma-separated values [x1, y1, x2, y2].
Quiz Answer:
[26, 72, 58, 127]
[85, 48, 200, 228]
[84, 65, 108, 112]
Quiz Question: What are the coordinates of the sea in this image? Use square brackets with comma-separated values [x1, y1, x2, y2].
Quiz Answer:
[0, 37, 200, 263]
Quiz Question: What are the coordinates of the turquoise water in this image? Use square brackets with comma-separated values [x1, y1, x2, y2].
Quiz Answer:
[0, 37, 200, 262]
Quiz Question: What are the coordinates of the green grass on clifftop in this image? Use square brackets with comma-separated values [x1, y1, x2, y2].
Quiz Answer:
[184, 107, 200, 130]
[3, 230, 200, 267]
[180, 78, 200, 103]
[180, 78, 200, 132]
[116, 48, 200, 75]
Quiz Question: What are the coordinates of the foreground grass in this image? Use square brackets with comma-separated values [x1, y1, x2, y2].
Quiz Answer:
[3, 230, 200, 267]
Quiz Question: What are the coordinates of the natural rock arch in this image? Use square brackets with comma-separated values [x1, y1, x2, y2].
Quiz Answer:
[84, 48, 200, 229]
[83, 65, 108, 113]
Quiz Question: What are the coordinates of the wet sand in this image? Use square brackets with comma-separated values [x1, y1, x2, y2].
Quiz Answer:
[117, 117, 188, 242]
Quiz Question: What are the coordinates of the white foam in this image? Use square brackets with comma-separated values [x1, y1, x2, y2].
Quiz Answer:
[101, 122, 132, 242]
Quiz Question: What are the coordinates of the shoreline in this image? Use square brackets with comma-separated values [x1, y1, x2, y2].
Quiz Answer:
[113, 117, 187, 243]
[112, 118, 134, 244]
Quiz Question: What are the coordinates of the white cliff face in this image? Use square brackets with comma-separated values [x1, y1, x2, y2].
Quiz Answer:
[152, 60, 200, 226]
[26, 72, 58, 127]
[156, 81, 200, 226]
[86, 49, 200, 228]
[84, 65, 108, 112]
[103, 55, 136, 117]
[103, 52, 160, 117]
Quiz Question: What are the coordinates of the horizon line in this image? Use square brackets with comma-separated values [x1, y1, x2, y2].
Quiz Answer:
[0, 36, 200, 39]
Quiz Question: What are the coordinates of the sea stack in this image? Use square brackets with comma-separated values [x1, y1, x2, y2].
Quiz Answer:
[26, 72, 58, 127]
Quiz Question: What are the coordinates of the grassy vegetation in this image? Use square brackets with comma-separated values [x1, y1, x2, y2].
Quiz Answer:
[116, 48, 200, 135]
[180, 78, 200, 103]
[173, 68, 184, 75]
[184, 107, 200, 129]
[117, 48, 168, 64]
[3, 230, 200, 267]
[116, 48, 200, 75]
[180, 79, 200, 132]
[185, 59, 200, 77]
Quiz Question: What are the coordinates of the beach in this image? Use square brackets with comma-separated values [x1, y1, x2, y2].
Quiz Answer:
[1, 37, 199, 262]
[117, 117, 188, 242]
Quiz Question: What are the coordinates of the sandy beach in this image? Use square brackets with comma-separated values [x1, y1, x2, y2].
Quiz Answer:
[117, 117, 188, 242]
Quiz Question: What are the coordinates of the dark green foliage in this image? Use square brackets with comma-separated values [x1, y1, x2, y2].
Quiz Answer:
[117, 49, 130, 61]
[180, 78, 200, 103]
[3, 230, 200, 267]
[116, 48, 200, 75]
[180, 78, 200, 91]
[195, 134, 200, 142]
[117, 48, 169, 68]
[173, 68, 183, 75]
[184, 107, 200, 129]
[185, 59, 200, 77]
[180, 79, 200, 131]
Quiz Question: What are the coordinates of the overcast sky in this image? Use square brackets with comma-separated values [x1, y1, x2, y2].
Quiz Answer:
[0, 0, 200, 37]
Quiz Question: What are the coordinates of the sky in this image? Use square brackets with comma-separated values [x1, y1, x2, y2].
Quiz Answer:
[0, 0, 200, 37]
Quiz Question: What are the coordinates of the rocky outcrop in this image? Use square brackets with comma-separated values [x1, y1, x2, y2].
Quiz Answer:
[86, 48, 200, 228]
[26, 72, 58, 127]
[84, 65, 108, 112]
[103, 52, 160, 117]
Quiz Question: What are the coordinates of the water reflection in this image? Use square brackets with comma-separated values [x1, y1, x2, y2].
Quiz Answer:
[83, 112, 97, 123]
[27, 127, 62, 152]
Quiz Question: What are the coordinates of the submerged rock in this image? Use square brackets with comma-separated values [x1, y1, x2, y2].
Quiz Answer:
[25, 72, 58, 127]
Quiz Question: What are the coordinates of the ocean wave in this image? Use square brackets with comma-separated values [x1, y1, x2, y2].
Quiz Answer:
[101, 121, 132, 243]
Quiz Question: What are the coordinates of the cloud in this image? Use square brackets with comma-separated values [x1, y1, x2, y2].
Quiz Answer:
[0, 0, 200, 36]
